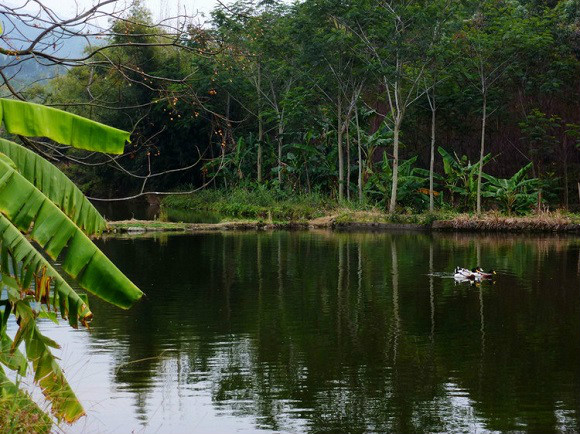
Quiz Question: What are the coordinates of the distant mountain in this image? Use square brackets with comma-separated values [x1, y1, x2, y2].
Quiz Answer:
[0, 17, 98, 85]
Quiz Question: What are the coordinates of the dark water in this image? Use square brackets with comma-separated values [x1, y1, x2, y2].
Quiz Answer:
[26, 231, 580, 433]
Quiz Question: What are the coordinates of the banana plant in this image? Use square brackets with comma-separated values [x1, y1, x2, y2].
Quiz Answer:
[438, 146, 492, 211]
[0, 98, 143, 426]
[482, 162, 539, 215]
[364, 155, 434, 211]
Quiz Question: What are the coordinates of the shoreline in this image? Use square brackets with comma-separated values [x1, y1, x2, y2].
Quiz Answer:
[106, 214, 580, 234]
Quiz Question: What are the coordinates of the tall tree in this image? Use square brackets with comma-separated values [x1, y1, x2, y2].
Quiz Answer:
[457, 0, 552, 213]
[352, 0, 443, 212]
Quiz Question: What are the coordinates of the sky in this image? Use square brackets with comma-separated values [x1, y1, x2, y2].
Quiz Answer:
[5, 0, 224, 27]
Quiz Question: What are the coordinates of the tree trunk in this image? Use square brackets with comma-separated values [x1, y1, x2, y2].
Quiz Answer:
[337, 92, 344, 201]
[476, 92, 487, 214]
[564, 161, 569, 209]
[257, 64, 263, 183]
[388, 118, 401, 213]
[346, 119, 351, 201]
[278, 121, 283, 186]
[563, 137, 569, 209]
[429, 107, 436, 212]
[355, 105, 363, 202]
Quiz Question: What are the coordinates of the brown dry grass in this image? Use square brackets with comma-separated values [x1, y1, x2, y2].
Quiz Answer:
[434, 211, 580, 232]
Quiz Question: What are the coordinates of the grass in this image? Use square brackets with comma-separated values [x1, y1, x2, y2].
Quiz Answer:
[107, 220, 190, 231]
[0, 397, 52, 434]
[434, 209, 580, 231]
[162, 188, 368, 222]
[332, 209, 459, 225]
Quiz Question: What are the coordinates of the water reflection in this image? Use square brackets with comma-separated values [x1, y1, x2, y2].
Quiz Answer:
[33, 232, 580, 433]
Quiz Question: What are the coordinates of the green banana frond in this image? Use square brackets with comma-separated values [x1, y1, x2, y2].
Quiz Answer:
[0, 329, 27, 374]
[0, 139, 106, 235]
[511, 162, 533, 185]
[0, 214, 93, 327]
[0, 98, 130, 155]
[11, 301, 84, 423]
[0, 157, 143, 309]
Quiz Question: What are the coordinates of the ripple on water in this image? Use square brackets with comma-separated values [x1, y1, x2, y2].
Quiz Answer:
[26, 232, 580, 433]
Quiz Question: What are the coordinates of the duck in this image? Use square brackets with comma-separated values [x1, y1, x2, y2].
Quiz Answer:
[472, 267, 496, 279]
[454, 267, 478, 280]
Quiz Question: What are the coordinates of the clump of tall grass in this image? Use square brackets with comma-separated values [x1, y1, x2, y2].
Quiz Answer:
[0, 396, 52, 434]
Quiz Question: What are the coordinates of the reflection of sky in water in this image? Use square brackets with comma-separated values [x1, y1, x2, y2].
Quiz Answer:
[5, 232, 580, 433]
[26, 324, 486, 434]
[17, 324, 294, 434]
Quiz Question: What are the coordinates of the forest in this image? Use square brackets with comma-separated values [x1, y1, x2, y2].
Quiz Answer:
[5, 0, 580, 216]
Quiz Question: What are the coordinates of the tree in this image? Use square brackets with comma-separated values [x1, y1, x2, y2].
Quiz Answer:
[291, 0, 366, 200]
[352, 0, 444, 212]
[0, 98, 142, 426]
[457, 0, 552, 213]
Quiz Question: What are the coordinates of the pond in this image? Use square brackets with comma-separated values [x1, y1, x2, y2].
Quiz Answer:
[20, 231, 580, 433]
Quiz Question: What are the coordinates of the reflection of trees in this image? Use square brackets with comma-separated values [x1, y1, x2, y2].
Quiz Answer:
[84, 231, 580, 433]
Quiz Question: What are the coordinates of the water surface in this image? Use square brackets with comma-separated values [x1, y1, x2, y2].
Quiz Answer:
[21, 231, 580, 433]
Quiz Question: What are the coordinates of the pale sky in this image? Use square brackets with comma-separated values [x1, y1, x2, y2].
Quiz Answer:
[7, 0, 225, 27]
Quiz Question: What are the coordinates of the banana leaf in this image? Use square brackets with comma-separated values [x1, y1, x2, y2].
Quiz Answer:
[0, 138, 106, 235]
[0, 157, 142, 309]
[0, 214, 93, 327]
[0, 98, 130, 155]
[12, 303, 84, 423]
[0, 330, 27, 374]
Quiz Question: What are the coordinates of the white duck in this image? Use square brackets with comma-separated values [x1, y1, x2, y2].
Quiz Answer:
[453, 267, 479, 281]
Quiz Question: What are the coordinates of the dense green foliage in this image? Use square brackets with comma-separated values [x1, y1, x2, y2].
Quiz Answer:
[20, 0, 580, 213]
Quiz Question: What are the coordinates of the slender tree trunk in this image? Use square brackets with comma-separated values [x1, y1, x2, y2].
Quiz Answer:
[257, 64, 263, 183]
[563, 137, 569, 209]
[388, 118, 401, 213]
[278, 121, 283, 186]
[476, 92, 487, 214]
[346, 119, 351, 201]
[564, 161, 569, 209]
[355, 105, 363, 202]
[429, 107, 436, 212]
[337, 92, 344, 201]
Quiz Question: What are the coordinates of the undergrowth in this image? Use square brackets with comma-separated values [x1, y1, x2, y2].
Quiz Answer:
[163, 188, 370, 221]
[162, 188, 580, 226]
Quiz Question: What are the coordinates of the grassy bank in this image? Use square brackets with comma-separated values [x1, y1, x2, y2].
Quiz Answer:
[102, 189, 580, 234]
